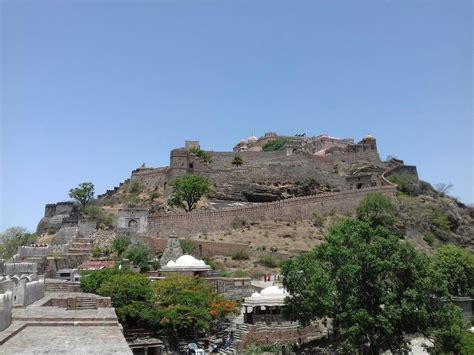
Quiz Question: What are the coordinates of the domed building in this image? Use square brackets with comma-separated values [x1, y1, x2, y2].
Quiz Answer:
[160, 254, 211, 277]
[242, 285, 290, 324]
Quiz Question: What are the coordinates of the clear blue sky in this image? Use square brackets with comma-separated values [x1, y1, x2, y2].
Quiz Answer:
[1, 0, 472, 232]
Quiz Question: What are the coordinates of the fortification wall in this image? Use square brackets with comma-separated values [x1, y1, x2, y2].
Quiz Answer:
[384, 165, 419, 179]
[147, 186, 396, 237]
[144, 238, 250, 257]
[0, 291, 12, 331]
[0, 262, 37, 276]
[24, 279, 45, 306]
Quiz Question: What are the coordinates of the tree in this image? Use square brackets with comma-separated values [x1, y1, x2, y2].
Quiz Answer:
[188, 147, 212, 164]
[152, 275, 237, 337]
[0, 227, 37, 259]
[97, 272, 156, 325]
[356, 192, 396, 228]
[124, 242, 150, 272]
[231, 155, 243, 167]
[69, 182, 95, 207]
[168, 175, 211, 212]
[431, 245, 474, 297]
[112, 235, 131, 257]
[262, 139, 286, 152]
[282, 218, 458, 354]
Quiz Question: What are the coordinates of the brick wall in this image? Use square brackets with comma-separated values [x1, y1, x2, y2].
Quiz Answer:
[147, 186, 396, 237]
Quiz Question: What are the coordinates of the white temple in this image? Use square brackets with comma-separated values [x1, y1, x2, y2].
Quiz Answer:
[160, 254, 211, 276]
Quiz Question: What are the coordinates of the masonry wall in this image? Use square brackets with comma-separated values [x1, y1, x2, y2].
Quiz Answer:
[147, 186, 396, 237]
[144, 238, 250, 257]
[0, 291, 12, 331]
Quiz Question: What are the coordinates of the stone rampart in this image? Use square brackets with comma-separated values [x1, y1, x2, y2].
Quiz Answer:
[1, 262, 37, 276]
[0, 291, 12, 331]
[145, 238, 250, 257]
[384, 165, 419, 179]
[24, 279, 45, 306]
[147, 186, 396, 237]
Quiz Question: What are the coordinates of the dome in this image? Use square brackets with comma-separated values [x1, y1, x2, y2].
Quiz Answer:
[260, 285, 288, 296]
[248, 135, 258, 142]
[250, 292, 262, 298]
[364, 134, 375, 139]
[239, 139, 248, 144]
[166, 260, 176, 267]
[174, 254, 208, 267]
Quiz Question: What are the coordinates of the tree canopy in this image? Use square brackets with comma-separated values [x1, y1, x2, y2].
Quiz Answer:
[69, 182, 95, 207]
[168, 175, 211, 212]
[0, 227, 37, 259]
[356, 192, 396, 228]
[112, 235, 132, 257]
[124, 242, 150, 272]
[431, 245, 474, 297]
[282, 194, 471, 354]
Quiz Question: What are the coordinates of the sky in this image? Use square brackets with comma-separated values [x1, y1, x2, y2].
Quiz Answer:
[0, 0, 472, 232]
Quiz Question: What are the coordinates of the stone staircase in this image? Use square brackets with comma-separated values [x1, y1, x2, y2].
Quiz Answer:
[218, 322, 250, 354]
[67, 237, 94, 256]
[76, 297, 97, 310]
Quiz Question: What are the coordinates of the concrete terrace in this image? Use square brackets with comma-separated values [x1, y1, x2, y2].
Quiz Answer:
[0, 292, 131, 354]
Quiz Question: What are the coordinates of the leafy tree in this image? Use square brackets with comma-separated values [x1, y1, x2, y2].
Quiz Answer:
[387, 174, 420, 196]
[356, 192, 396, 228]
[262, 139, 286, 152]
[179, 238, 195, 254]
[431, 245, 474, 297]
[82, 204, 114, 229]
[80, 267, 129, 294]
[282, 218, 457, 354]
[231, 155, 243, 167]
[168, 175, 211, 212]
[97, 272, 156, 325]
[112, 235, 131, 257]
[69, 182, 95, 207]
[0, 227, 37, 259]
[188, 147, 212, 164]
[124, 242, 150, 272]
[152, 275, 237, 337]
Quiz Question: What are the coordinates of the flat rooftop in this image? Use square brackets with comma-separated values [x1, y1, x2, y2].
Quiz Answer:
[0, 292, 132, 354]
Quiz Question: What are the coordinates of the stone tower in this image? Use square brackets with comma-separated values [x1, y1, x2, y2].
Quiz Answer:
[159, 232, 184, 267]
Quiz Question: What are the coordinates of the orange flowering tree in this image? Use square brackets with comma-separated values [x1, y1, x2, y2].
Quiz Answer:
[151, 275, 237, 337]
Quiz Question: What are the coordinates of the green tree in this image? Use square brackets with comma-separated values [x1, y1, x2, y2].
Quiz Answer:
[168, 175, 211, 212]
[356, 192, 396, 228]
[112, 235, 132, 257]
[231, 155, 243, 167]
[152, 275, 237, 337]
[0, 227, 37, 259]
[188, 147, 212, 164]
[69, 182, 95, 207]
[431, 245, 474, 297]
[97, 272, 156, 325]
[80, 267, 129, 294]
[124, 243, 150, 272]
[262, 139, 286, 152]
[282, 218, 455, 354]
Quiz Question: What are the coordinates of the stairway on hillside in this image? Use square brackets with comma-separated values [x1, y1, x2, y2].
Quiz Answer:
[67, 237, 94, 256]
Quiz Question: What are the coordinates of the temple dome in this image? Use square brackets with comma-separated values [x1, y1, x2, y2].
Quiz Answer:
[239, 139, 248, 144]
[175, 254, 206, 267]
[364, 134, 375, 139]
[248, 135, 258, 142]
[260, 285, 288, 296]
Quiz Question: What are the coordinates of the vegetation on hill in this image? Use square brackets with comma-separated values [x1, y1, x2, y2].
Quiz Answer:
[168, 175, 212, 212]
[262, 139, 286, 152]
[188, 147, 212, 164]
[282, 193, 473, 354]
[231, 155, 243, 167]
[0, 227, 37, 259]
[69, 182, 95, 207]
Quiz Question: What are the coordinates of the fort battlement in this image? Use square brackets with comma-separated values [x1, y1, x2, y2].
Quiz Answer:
[147, 185, 396, 237]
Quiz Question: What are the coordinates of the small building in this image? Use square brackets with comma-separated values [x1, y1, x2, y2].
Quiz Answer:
[56, 268, 80, 282]
[160, 255, 211, 277]
[242, 285, 289, 325]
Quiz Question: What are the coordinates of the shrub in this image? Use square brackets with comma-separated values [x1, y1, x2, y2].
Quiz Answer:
[180, 238, 195, 254]
[124, 243, 150, 272]
[423, 233, 435, 246]
[431, 209, 451, 231]
[112, 235, 131, 257]
[231, 155, 243, 167]
[188, 147, 212, 163]
[150, 191, 159, 201]
[82, 204, 114, 229]
[387, 174, 420, 196]
[91, 245, 112, 258]
[128, 180, 144, 194]
[312, 213, 325, 227]
[231, 250, 250, 260]
[259, 255, 280, 268]
[233, 270, 249, 277]
[262, 139, 286, 152]
[232, 217, 249, 229]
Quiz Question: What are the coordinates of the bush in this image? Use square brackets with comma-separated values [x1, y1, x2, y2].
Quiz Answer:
[188, 147, 212, 163]
[262, 139, 286, 152]
[259, 255, 280, 268]
[312, 213, 325, 227]
[112, 235, 131, 257]
[180, 238, 195, 254]
[232, 217, 249, 229]
[431, 209, 451, 231]
[387, 174, 420, 196]
[128, 180, 144, 194]
[82, 204, 114, 229]
[124, 243, 150, 272]
[91, 245, 112, 258]
[233, 270, 249, 277]
[423, 233, 435, 246]
[231, 250, 249, 260]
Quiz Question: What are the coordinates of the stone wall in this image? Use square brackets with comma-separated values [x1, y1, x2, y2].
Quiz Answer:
[236, 322, 325, 351]
[37, 202, 79, 234]
[384, 165, 419, 179]
[147, 186, 396, 237]
[0, 291, 12, 331]
[0, 262, 37, 276]
[24, 279, 45, 306]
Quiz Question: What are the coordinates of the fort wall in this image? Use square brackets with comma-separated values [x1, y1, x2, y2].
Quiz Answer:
[147, 186, 396, 237]
[144, 238, 250, 257]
